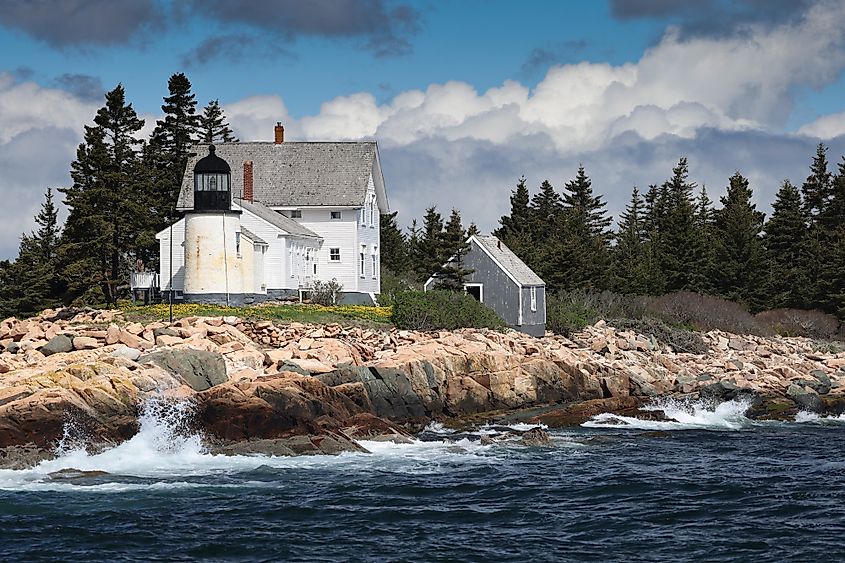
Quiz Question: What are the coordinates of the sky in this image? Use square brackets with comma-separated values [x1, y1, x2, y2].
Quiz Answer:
[4, 0, 845, 260]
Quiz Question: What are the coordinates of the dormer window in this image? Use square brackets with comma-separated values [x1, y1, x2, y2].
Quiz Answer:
[193, 145, 231, 211]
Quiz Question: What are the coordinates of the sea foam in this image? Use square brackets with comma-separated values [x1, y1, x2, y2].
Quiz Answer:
[582, 397, 755, 431]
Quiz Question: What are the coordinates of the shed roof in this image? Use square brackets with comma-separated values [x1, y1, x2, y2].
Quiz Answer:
[178, 142, 379, 209]
[237, 199, 321, 239]
[472, 235, 545, 287]
[238, 227, 267, 246]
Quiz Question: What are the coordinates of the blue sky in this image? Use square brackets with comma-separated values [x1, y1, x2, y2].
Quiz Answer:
[3, 0, 845, 260]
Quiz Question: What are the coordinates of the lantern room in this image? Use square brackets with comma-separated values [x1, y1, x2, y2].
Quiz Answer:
[193, 144, 231, 211]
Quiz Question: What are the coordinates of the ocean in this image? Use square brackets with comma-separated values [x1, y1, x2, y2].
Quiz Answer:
[1, 398, 843, 562]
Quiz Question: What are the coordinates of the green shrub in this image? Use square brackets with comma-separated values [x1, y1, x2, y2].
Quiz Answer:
[546, 290, 649, 336]
[311, 278, 343, 306]
[391, 290, 506, 331]
[377, 268, 418, 308]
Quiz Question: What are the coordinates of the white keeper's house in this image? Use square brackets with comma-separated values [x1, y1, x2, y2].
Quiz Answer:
[155, 123, 388, 305]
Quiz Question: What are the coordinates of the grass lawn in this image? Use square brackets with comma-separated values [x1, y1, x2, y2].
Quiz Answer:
[118, 301, 393, 327]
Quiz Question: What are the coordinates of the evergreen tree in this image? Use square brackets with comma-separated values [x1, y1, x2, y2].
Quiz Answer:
[658, 157, 708, 292]
[407, 219, 422, 275]
[694, 185, 716, 292]
[0, 189, 62, 317]
[58, 84, 146, 305]
[820, 157, 845, 316]
[145, 73, 200, 233]
[415, 206, 444, 281]
[467, 223, 480, 237]
[712, 171, 767, 308]
[198, 99, 238, 143]
[528, 180, 564, 287]
[493, 176, 532, 259]
[379, 211, 410, 274]
[800, 144, 833, 309]
[612, 188, 655, 294]
[763, 180, 808, 309]
[431, 209, 472, 290]
[562, 164, 612, 240]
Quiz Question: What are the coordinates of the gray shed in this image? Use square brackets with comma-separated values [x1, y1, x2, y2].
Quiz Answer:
[424, 235, 546, 336]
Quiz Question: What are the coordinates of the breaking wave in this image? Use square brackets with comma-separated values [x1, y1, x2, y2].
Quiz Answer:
[582, 397, 756, 431]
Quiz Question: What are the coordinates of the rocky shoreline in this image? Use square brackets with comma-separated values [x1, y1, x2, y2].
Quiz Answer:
[0, 308, 843, 468]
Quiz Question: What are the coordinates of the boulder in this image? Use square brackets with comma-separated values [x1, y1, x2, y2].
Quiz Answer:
[39, 335, 73, 356]
[520, 427, 552, 446]
[139, 349, 227, 391]
[110, 346, 142, 361]
[72, 337, 100, 351]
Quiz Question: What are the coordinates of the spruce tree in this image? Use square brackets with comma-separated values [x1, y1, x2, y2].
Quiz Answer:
[467, 223, 480, 237]
[379, 211, 410, 274]
[612, 188, 654, 294]
[58, 84, 146, 305]
[562, 164, 612, 240]
[432, 209, 472, 290]
[763, 180, 808, 309]
[800, 144, 833, 309]
[415, 206, 444, 281]
[493, 176, 533, 260]
[145, 73, 200, 232]
[693, 185, 716, 293]
[198, 99, 238, 143]
[712, 172, 767, 308]
[407, 219, 422, 276]
[659, 157, 708, 292]
[0, 189, 62, 316]
[528, 180, 564, 288]
[802, 143, 833, 220]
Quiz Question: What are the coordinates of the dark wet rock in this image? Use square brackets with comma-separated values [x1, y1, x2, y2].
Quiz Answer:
[139, 349, 227, 391]
[277, 360, 311, 377]
[529, 397, 647, 428]
[520, 427, 552, 446]
[47, 468, 111, 481]
[153, 327, 178, 338]
[700, 380, 740, 400]
[4, 342, 19, 354]
[39, 334, 73, 356]
[0, 444, 54, 469]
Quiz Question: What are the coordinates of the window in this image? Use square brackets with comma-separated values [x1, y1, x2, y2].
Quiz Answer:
[330, 211, 342, 220]
[291, 210, 302, 219]
[313, 263, 318, 275]
[235, 232, 241, 257]
[360, 206, 365, 226]
[289, 247, 294, 277]
[530, 287, 537, 312]
[371, 255, 377, 278]
[329, 248, 341, 261]
[360, 245, 366, 277]
[369, 198, 375, 227]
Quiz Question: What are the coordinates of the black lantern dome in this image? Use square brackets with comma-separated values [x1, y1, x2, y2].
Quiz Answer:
[193, 145, 232, 211]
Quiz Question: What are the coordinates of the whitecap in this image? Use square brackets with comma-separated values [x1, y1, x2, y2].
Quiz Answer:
[582, 397, 755, 431]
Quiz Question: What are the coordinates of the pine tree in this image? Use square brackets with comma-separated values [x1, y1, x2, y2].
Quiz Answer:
[820, 157, 845, 316]
[415, 206, 444, 281]
[528, 180, 564, 287]
[407, 219, 422, 275]
[712, 172, 767, 308]
[467, 223, 480, 237]
[58, 84, 146, 305]
[493, 176, 532, 260]
[612, 187, 654, 294]
[763, 180, 808, 309]
[659, 157, 709, 292]
[562, 164, 612, 240]
[431, 209, 472, 290]
[800, 144, 833, 309]
[693, 185, 716, 292]
[198, 99, 238, 143]
[379, 211, 410, 274]
[0, 189, 62, 316]
[145, 73, 200, 232]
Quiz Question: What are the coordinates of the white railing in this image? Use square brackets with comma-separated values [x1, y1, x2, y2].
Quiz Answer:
[130, 271, 160, 290]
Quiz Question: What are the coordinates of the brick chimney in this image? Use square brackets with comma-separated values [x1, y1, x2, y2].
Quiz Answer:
[274, 122, 284, 144]
[243, 160, 254, 202]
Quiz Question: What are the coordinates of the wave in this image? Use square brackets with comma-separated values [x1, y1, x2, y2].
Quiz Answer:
[581, 397, 756, 431]
[795, 411, 845, 424]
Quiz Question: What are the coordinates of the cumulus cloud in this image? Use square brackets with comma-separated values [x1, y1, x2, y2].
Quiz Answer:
[0, 0, 163, 48]
[54, 74, 104, 101]
[219, 0, 845, 234]
[0, 74, 97, 259]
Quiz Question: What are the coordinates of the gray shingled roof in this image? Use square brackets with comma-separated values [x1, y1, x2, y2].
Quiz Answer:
[238, 227, 267, 246]
[237, 200, 321, 239]
[178, 142, 377, 209]
[474, 235, 545, 286]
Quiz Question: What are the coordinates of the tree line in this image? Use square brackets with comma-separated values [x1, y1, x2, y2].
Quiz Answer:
[0, 73, 237, 317]
[381, 144, 845, 319]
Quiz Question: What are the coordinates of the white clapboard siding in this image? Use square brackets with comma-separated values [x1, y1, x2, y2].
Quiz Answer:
[357, 174, 380, 294]
[237, 207, 287, 289]
[298, 207, 359, 291]
[157, 218, 185, 292]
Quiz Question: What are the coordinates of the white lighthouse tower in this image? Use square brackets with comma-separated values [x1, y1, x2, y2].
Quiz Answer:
[183, 145, 244, 304]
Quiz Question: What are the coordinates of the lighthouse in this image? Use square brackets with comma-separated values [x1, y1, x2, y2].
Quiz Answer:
[182, 144, 243, 304]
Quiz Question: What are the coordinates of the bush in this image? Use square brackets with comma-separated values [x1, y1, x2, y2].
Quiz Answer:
[609, 317, 709, 354]
[546, 290, 649, 336]
[645, 292, 769, 335]
[377, 268, 418, 308]
[755, 308, 841, 339]
[311, 278, 343, 306]
[391, 290, 506, 331]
